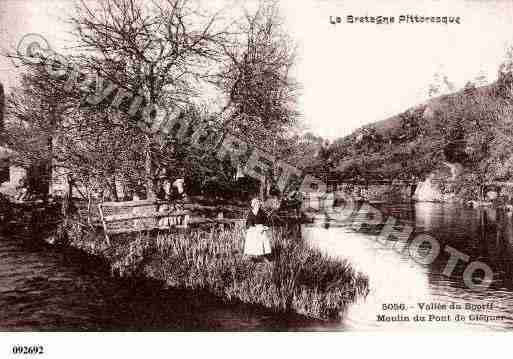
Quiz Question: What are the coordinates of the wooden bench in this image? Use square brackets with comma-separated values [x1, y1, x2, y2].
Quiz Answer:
[188, 216, 246, 230]
[179, 203, 246, 229]
[98, 199, 190, 244]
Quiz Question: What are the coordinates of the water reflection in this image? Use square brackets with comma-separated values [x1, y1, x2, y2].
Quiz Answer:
[304, 202, 513, 330]
[5, 201, 513, 331]
[0, 233, 326, 331]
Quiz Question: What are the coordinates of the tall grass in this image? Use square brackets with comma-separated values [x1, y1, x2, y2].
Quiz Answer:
[108, 225, 368, 320]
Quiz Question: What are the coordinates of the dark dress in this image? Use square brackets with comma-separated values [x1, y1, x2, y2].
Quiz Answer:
[246, 209, 268, 229]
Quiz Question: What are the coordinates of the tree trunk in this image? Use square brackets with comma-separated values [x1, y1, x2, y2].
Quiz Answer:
[68, 176, 73, 202]
[62, 176, 73, 227]
[110, 177, 119, 202]
[41, 137, 53, 204]
[0, 82, 4, 130]
[259, 178, 265, 201]
[87, 188, 92, 227]
[144, 135, 156, 199]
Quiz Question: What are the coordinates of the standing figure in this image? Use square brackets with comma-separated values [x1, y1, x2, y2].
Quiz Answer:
[157, 179, 172, 228]
[158, 178, 188, 228]
[244, 198, 272, 260]
[172, 178, 186, 200]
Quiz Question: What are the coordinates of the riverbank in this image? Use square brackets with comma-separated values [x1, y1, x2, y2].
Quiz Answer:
[60, 220, 368, 321]
[0, 230, 336, 331]
[335, 182, 511, 206]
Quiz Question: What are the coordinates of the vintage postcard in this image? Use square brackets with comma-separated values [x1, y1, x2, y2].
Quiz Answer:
[0, 0, 512, 351]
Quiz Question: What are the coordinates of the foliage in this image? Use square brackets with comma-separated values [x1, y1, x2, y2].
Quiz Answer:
[4, 0, 307, 202]
[105, 225, 369, 320]
[327, 72, 513, 189]
[218, 0, 299, 143]
[66, 0, 233, 197]
[215, 0, 300, 198]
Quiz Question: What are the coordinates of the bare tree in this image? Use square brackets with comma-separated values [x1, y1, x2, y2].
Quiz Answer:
[215, 0, 300, 199]
[218, 1, 298, 133]
[68, 0, 229, 197]
[4, 64, 80, 201]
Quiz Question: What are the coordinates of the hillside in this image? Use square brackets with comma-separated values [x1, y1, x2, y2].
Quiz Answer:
[327, 77, 513, 195]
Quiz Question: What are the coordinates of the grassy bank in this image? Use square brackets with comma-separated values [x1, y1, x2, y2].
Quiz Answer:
[66, 223, 368, 320]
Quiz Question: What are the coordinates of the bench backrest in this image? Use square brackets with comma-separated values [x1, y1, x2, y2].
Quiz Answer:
[98, 200, 189, 239]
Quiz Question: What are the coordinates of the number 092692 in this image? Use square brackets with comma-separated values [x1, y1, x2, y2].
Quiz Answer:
[11, 346, 44, 355]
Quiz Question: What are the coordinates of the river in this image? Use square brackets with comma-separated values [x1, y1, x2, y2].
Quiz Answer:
[2, 202, 513, 331]
[0, 231, 317, 331]
[304, 202, 513, 331]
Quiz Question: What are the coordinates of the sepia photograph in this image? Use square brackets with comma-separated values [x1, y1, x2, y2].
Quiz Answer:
[1, 0, 513, 352]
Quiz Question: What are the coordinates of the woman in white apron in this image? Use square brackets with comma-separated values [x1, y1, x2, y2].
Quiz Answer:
[244, 198, 272, 260]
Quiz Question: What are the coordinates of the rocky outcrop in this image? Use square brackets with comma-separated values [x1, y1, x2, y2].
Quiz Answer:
[413, 162, 462, 202]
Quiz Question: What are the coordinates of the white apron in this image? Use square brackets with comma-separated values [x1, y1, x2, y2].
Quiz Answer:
[244, 224, 271, 256]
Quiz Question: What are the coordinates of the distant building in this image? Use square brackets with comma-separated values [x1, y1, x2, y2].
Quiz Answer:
[0, 82, 26, 197]
[0, 148, 25, 197]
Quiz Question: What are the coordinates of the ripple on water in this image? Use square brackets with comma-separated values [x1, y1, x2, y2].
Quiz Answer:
[304, 223, 513, 331]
